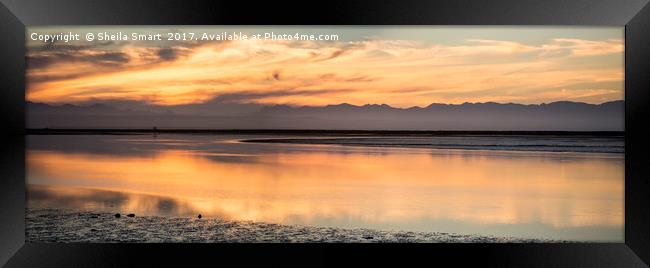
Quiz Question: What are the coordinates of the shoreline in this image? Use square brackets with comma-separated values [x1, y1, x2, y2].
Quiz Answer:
[238, 138, 624, 154]
[26, 208, 572, 243]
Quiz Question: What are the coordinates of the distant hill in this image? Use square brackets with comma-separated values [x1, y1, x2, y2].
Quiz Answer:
[26, 100, 624, 131]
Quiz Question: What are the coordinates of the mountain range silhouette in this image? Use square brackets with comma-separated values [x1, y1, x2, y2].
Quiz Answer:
[27, 100, 624, 131]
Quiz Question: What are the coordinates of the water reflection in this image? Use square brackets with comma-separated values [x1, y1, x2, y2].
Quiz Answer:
[28, 184, 201, 217]
[26, 135, 624, 241]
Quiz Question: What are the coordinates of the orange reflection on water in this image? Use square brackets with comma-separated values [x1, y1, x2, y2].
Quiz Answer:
[27, 145, 624, 241]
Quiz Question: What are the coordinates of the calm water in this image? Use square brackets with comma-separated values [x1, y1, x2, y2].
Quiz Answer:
[26, 134, 624, 241]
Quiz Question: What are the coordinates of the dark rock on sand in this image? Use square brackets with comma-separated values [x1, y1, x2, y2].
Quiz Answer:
[198, 214, 202, 219]
[114, 213, 121, 218]
[127, 214, 135, 217]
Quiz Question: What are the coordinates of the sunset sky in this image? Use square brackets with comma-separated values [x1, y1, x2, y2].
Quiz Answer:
[26, 26, 624, 108]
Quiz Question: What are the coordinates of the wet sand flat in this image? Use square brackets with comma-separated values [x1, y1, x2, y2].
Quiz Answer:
[26, 134, 624, 242]
[26, 208, 569, 243]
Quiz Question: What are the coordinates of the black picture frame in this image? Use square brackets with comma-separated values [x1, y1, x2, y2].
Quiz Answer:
[1, 0, 649, 267]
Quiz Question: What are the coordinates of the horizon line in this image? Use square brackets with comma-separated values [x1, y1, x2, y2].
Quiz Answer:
[25, 128, 625, 136]
[26, 99, 625, 109]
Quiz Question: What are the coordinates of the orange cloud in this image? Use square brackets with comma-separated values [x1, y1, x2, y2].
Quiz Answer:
[26, 35, 624, 107]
